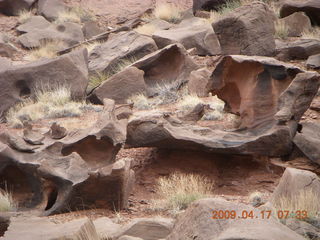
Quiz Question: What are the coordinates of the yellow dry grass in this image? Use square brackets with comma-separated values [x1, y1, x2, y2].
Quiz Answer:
[154, 3, 181, 23]
[135, 23, 157, 36]
[25, 40, 67, 61]
[0, 188, 15, 212]
[152, 172, 214, 212]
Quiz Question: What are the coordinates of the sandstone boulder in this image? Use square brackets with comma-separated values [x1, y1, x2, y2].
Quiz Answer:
[276, 39, 320, 61]
[278, 12, 312, 37]
[89, 31, 158, 74]
[2, 217, 99, 240]
[280, 0, 320, 26]
[167, 198, 304, 240]
[293, 122, 320, 165]
[16, 16, 51, 33]
[193, 0, 227, 12]
[307, 53, 320, 69]
[0, 0, 36, 16]
[116, 217, 174, 240]
[188, 68, 211, 97]
[18, 22, 84, 48]
[89, 66, 146, 104]
[126, 56, 320, 157]
[213, 1, 275, 56]
[284, 218, 320, 239]
[37, 0, 67, 21]
[153, 17, 221, 55]
[0, 100, 134, 215]
[0, 49, 88, 124]
[0, 57, 11, 72]
[132, 43, 199, 96]
[271, 168, 320, 204]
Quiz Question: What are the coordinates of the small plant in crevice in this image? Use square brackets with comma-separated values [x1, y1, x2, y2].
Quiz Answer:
[128, 93, 152, 110]
[135, 23, 157, 36]
[88, 71, 111, 92]
[151, 172, 214, 213]
[25, 40, 67, 61]
[18, 9, 34, 24]
[301, 27, 320, 40]
[177, 94, 204, 111]
[55, 6, 96, 24]
[274, 21, 289, 40]
[0, 187, 16, 212]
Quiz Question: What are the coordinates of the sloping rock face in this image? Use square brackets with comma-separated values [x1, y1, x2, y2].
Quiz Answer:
[126, 56, 320, 157]
[0, 0, 36, 16]
[18, 22, 84, 48]
[0, 100, 134, 216]
[280, 0, 320, 26]
[212, 1, 275, 56]
[193, 0, 226, 12]
[89, 66, 146, 104]
[37, 0, 67, 21]
[271, 168, 320, 204]
[88, 31, 158, 74]
[307, 53, 320, 69]
[293, 122, 320, 165]
[276, 39, 320, 61]
[153, 18, 221, 56]
[0, 49, 88, 119]
[278, 12, 312, 37]
[2, 217, 99, 240]
[167, 198, 304, 240]
[16, 16, 51, 33]
[132, 43, 199, 96]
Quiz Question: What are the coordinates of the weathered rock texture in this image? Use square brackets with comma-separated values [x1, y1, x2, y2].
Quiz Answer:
[18, 22, 84, 48]
[153, 17, 221, 55]
[89, 66, 146, 104]
[126, 55, 320, 157]
[167, 198, 304, 240]
[307, 53, 320, 69]
[212, 1, 275, 56]
[0, 100, 134, 216]
[132, 43, 199, 96]
[0, 49, 88, 119]
[0, 33, 17, 58]
[0, 0, 36, 16]
[294, 122, 320, 165]
[89, 31, 158, 74]
[276, 39, 320, 61]
[37, 0, 67, 21]
[280, 0, 320, 26]
[278, 12, 312, 37]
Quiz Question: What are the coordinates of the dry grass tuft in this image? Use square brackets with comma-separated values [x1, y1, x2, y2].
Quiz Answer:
[274, 21, 289, 39]
[6, 85, 91, 128]
[55, 7, 96, 24]
[135, 23, 157, 36]
[301, 27, 320, 40]
[18, 9, 33, 24]
[273, 189, 320, 219]
[128, 93, 152, 110]
[82, 41, 103, 53]
[25, 40, 67, 61]
[0, 188, 15, 212]
[177, 95, 204, 111]
[88, 71, 111, 91]
[154, 3, 181, 23]
[153, 172, 214, 212]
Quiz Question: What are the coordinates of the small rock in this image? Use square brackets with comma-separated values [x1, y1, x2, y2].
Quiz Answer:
[49, 122, 67, 139]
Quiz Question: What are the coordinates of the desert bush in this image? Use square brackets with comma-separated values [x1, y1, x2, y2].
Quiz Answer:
[274, 21, 289, 39]
[18, 9, 33, 24]
[177, 95, 204, 111]
[154, 3, 181, 23]
[0, 188, 15, 212]
[301, 27, 320, 40]
[6, 85, 89, 128]
[135, 23, 157, 36]
[128, 93, 152, 110]
[273, 189, 320, 219]
[25, 40, 67, 61]
[153, 172, 214, 212]
[88, 71, 111, 91]
[55, 7, 96, 24]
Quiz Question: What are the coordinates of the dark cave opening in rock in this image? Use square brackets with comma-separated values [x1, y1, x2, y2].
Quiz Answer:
[0, 165, 34, 208]
[44, 187, 58, 211]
